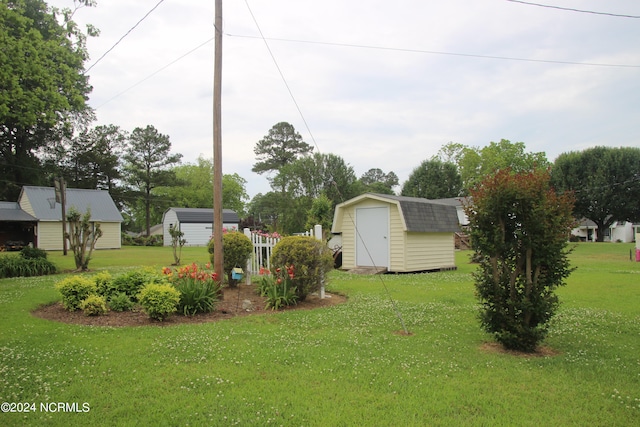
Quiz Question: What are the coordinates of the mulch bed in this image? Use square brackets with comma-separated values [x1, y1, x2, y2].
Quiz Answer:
[32, 284, 347, 327]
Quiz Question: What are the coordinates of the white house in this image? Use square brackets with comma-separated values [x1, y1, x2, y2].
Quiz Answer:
[572, 219, 636, 243]
[162, 207, 240, 247]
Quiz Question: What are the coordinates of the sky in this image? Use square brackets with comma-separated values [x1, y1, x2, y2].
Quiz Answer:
[47, 0, 640, 199]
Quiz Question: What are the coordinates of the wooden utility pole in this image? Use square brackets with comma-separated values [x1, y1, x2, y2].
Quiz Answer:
[55, 177, 68, 255]
[212, 0, 224, 284]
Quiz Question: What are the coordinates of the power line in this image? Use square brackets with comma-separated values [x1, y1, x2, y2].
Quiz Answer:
[505, 0, 640, 19]
[84, 0, 166, 74]
[227, 33, 640, 69]
[242, 0, 320, 153]
[95, 37, 214, 108]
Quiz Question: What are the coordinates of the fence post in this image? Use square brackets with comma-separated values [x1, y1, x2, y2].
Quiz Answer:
[312, 224, 326, 299]
[243, 228, 251, 285]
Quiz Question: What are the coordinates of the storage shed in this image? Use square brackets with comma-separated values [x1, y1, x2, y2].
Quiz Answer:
[332, 193, 460, 273]
[162, 207, 240, 247]
[17, 186, 123, 250]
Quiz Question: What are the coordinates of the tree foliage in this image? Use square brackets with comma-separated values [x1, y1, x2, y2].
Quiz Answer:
[401, 158, 462, 199]
[272, 152, 357, 233]
[356, 168, 399, 195]
[153, 156, 249, 217]
[551, 146, 640, 242]
[438, 140, 549, 191]
[465, 169, 575, 352]
[123, 125, 182, 236]
[0, 0, 95, 200]
[252, 122, 313, 175]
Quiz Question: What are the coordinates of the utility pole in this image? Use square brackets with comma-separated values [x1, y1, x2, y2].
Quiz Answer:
[212, 0, 224, 284]
[54, 177, 68, 255]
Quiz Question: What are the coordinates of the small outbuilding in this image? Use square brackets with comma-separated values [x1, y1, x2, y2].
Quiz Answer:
[332, 193, 460, 273]
[17, 186, 123, 250]
[162, 207, 240, 247]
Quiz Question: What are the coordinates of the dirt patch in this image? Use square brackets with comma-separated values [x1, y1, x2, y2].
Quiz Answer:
[32, 285, 347, 327]
[479, 341, 561, 357]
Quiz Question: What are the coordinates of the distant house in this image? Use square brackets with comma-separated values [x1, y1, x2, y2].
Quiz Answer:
[162, 207, 240, 247]
[332, 193, 460, 273]
[572, 219, 636, 243]
[13, 186, 123, 250]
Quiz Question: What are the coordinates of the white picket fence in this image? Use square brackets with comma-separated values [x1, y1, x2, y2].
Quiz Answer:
[243, 225, 322, 276]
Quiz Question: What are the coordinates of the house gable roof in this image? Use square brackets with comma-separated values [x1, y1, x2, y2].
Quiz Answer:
[19, 186, 123, 222]
[333, 193, 460, 233]
[166, 207, 240, 224]
[0, 202, 37, 222]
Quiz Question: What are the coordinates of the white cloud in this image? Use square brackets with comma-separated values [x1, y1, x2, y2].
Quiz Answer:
[47, 0, 640, 198]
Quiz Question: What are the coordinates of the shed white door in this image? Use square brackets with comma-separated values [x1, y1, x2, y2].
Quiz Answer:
[356, 207, 389, 267]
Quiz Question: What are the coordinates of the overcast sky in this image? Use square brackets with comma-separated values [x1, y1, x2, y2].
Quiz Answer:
[48, 0, 640, 198]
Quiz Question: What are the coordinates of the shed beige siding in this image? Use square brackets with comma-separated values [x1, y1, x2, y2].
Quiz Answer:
[96, 222, 121, 249]
[20, 194, 35, 217]
[36, 221, 62, 250]
[388, 204, 405, 271]
[36, 221, 121, 250]
[403, 232, 455, 271]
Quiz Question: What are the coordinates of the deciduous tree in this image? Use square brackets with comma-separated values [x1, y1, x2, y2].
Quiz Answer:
[0, 0, 96, 200]
[438, 140, 549, 191]
[401, 158, 462, 199]
[551, 146, 640, 242]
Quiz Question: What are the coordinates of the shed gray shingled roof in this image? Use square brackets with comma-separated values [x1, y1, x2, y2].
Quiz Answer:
[0, 202, 37, 222]
[369, 194, 460, 233]
[20, 186, 123, 222]
[170, 208, 240, 224]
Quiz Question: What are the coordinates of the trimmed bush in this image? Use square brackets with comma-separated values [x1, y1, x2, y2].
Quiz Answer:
[55, 276, 97, 311]
[138, 283, 180, 321]
[93, 271, 113, 296]
[108, 292, 135, 312]
[207, 232, 253, 287]
[108, 268, 165, 301]
[271, 236, 333, 301]
[80, 294, 108, 316]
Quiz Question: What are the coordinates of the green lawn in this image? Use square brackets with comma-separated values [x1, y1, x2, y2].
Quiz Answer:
[1, 243, 638, 426]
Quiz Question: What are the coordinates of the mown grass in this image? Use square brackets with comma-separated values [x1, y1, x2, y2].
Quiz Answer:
[0, 243, 638, 426]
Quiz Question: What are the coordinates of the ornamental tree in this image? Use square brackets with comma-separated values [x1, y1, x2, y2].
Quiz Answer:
[464, 169, 576, 352]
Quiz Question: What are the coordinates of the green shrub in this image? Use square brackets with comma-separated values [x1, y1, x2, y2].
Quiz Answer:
[93, 271, 113, 296]
[109, 268, 165, 301]
[0, 255, 57, 278]
[271, 236, 333, 301]
[20, 247, 47, 260]
[108, 292, 135, 312]
[207, 232, 253, 287]
[80, 294, 108, 316]
[138, 283, 180, 321]
[55, 276, 97, 311]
